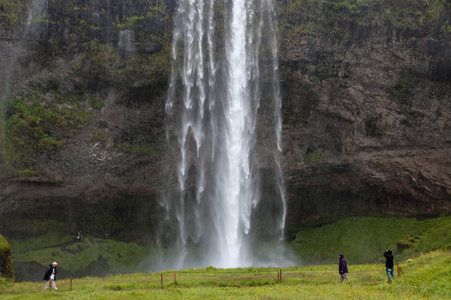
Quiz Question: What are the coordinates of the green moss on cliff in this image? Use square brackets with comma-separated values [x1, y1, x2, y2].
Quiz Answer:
[0, 0, 27, 33]
[279, 0, 450, 38]
[87, 41, 170, 86]
[2, 92, 91, 178]
[0, 234, 14, 281]
[35, 0, 171, 56]
[278, 0, 451, 66]
[116, 143, 159, 156]
[278, 0, 381, 44]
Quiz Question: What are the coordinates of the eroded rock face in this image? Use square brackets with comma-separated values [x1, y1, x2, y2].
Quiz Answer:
[279, 20, 451, 230]
[0, 2, 450, 243]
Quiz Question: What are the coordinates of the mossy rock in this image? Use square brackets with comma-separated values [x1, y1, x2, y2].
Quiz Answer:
[397, 238, 414, 252]
[0, 234, 15, 281]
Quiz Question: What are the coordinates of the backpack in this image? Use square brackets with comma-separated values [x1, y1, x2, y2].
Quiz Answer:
[43, 266, 51, 280]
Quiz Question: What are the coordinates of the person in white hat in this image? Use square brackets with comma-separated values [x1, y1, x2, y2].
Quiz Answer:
[43, 262, 58, 291]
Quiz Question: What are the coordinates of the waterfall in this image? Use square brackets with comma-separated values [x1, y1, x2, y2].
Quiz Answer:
[118, 30, 136, 59]
[1, 0, 48, 98]
[160, 0, 291, 269]
[1, 0, 48, 173]
[24, 0, 49, 39]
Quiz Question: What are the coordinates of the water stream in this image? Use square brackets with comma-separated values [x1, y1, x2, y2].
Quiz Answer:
[0, 0, 48, 173]
[162, 0, 290, 269]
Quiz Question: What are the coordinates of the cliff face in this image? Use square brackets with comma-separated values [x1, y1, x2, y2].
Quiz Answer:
[0, 0, 450, 242]
[278, 0, 451, 234]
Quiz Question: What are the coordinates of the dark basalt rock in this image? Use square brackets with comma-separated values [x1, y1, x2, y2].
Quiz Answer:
[0, 0, 450, 247]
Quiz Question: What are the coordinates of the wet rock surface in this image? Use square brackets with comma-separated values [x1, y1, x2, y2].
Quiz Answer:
[0, 2, 450, 245]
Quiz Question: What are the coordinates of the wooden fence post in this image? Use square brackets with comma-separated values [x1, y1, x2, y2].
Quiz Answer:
[397, 264, 402, 277]
[70, 276, 72, 290]
[174, 271, 177, 285]
[161, 273, 163, 288]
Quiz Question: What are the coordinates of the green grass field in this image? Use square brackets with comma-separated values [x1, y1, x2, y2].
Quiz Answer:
[7, 215, 450, 278]
[10, 232, 153, 276]
[290, 214, 451, 264]
[3, 215, 450, 298]
[1, 250, 449, 299]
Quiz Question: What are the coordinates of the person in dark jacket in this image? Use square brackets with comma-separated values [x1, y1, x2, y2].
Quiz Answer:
[43, 262, 59, 291]
[384, 250, 395, 283]
[339, 253, 350, 283]
[426, 206, 431, 218]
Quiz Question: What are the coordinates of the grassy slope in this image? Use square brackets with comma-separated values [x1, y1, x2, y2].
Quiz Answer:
[0, 250, 449, 299]
[7, 215, 450, 278]
[0, 234, 11, 255]
[290, 215, 451, 265]
[9, 233, 153, 276]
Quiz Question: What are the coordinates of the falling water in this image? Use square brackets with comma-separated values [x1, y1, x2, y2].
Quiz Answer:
[24, 0, 48, 39]
[118, 30, 136, 59]
[161, 0, 290, 269]
[1, 0, 48, 98]
[0, 0, 48, 173]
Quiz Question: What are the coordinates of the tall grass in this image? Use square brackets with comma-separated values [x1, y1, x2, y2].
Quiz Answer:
[1, 251, 449, 299]
[7, 215, 450, 280]
[290, 215, 450, 265]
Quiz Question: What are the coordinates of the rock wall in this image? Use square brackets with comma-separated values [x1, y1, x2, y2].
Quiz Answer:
[278, 2, 451, 230]
[0, 0, 450, 243]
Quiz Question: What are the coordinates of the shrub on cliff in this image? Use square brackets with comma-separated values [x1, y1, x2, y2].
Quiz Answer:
[0, 234, 14, 282]
[2, 93, 91, 177]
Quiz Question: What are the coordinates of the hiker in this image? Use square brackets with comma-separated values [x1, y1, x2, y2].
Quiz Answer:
[43, 262, 59, 291]
[384, 250, 395, 283]
[339, 254, 350, 283]
[77, 231, 83, 241]
[426, 206, 431, 218]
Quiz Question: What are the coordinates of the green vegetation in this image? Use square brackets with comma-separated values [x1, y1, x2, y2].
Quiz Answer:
[2, 92, 91, 177]
[3, 220, 68, 238]
[290, 215, 450, 265]
[0, 0, 27, 32]
[9, 232, 73, 254]
[278, 0, 451, 41]
[302, 150, 326, 163]
[1, 250, 450, 299]
[365, 114, 382, 136]
[7, 215, 449, 287]
[88, 41, 170, 87]
[35, 0, 171, 56]
[88, 96, 104, 109]
[387, 72, 417, 109]
[0, 234, 11, 256]
[9, 233, 153, 277]
[116, 142, 159, 156]
[382, 0, 450, 31]
[277, 0, 451, 86]
[302, 146, 326, 163]
[92, 129, 108, 143]
[387, 72, 432, 120]
[0, 234, 14, 281]
[278, 0, 379, 41]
